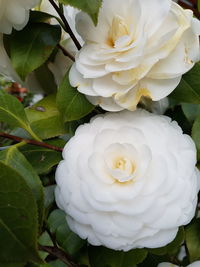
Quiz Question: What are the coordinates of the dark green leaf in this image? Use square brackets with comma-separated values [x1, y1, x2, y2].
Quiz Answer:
[0, 147, 44, 226]
[170, 63, 200, 104]
[56, 73, 94, 122]
[0, 91, 39, 140]
[59, 0, 102, 25]
[25, 94, 65, 139]
[185, 219, 200, 262]
[88, 246, 147, 267]
[30, 11, 57, 23]
[20, 144, 62, 175]
[192, 115, 200, 161]
[182, 103, 200, 123]
[6, 22, 61, 80]
[47, 210, 85, 256]
[0, 162, 42, 265]
[34, 64, 57, 94]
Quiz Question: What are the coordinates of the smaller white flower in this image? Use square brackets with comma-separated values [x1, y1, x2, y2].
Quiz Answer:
[0, 0, 39, 34]
[158, 261, 200, 267]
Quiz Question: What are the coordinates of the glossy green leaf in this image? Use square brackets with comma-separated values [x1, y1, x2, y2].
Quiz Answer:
[0, 162, 42, 265]
[89, 246, 147, 267]
[0, 91, 39, 140]
[192, 115, 200, 161]
[34, 64, 57, 94]
[170, 63, 200, 104]
[47, 209, 85, 256]
[56, 73, 94, 122]
[20, 144, 62, 175]
[185, 219, 200, 262]
[0, 147, 44, 226]
[182, 103, 200, 123]
[6, 22, 61, 80]
[25, 94, 65, 140]
[59, 0, 102, 25]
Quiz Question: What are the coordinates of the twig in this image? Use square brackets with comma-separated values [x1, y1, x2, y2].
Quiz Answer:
[48, 0, 81, 50]
[0, 132, 63, 152]
[58, 44, 75, 61]
[39, 245, 79, 267]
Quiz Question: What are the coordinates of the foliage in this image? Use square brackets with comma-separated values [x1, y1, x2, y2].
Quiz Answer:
[0, 0, 200, 266]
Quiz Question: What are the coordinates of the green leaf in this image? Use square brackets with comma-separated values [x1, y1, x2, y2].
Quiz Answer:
[56, 73, 94, 122]
[0, 147, 44, 226]
[198, 0, 200, 12]
[47, 209, 85, 256]
[182, 103, 200, 123]
[25, 94, 65, 140]
[20, 144, 62, 175]
[192, 115, 200, 161]
[88, 246, 147, 267]
[185, 219, 200, 262]
[34, 64, 57, 94]
[0, 91, 39, 140]
[0, 162, 42, 265]
[6, 22, 61, 80]
[170, 63, 200, 104]
[59, 0, 102, 25]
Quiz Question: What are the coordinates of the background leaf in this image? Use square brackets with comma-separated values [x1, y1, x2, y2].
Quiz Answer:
[47, 209, 85, 256]
[88, 246, 147, 267]
[192, 115, 200, 161]
[26, 94, 65, 140]
[56, 73, 94, 122]
[185, 219, 200, 262]
[0, 91, 39, 140]
[5, 22, 61, 80]
[170, 63, 200, 104]
[0, 147, 44, 226]
[0, 162, 42, 265]
[58, 0, 102, 25]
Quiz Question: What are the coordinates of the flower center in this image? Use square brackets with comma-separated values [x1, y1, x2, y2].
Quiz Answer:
[108, 15, 129, 47]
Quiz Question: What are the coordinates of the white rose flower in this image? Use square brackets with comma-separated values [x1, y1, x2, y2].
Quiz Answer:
[69, 0, 200, 111]
[0, 0, 39, 34]
[55, 110, 200, 251]
[158, 261, 200, 267]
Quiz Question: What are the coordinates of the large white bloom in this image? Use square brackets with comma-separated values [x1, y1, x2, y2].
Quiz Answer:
[55, 110, 200, 251]
[158, 261, 200, 267]
[0, 0, 39, 34]
[70, 0, 200, 111]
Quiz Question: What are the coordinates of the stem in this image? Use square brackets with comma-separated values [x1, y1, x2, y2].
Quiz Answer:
[0, 132, 63, 152]
[39, 245, 79, 267]
[48, 0, 81, 50]
[58, 44, 75, 61]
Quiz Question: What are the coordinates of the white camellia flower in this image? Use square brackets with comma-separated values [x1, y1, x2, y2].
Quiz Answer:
[0, 0, 39, 34]
[158, 261, 200, 267]
[55, 110, 200, 251]
[70, 0, 200, 111]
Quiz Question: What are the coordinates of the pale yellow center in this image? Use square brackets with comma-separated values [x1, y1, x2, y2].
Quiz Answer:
[108, 15, 129, 46]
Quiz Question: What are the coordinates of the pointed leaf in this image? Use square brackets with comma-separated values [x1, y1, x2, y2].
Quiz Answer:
[0, 147, 44, 226]
[6, 22, 61, 80]
[56, 73, 94, 122]
[0, 162, 42, 264]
